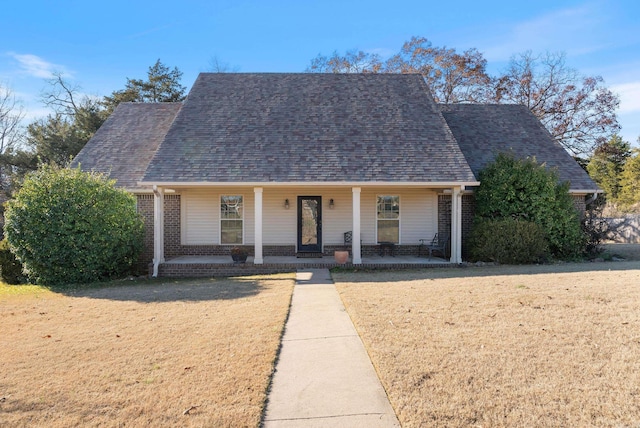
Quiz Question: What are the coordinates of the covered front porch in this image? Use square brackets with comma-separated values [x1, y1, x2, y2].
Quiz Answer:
[157, 254, 452, 277]
[146, 183, 473, 277]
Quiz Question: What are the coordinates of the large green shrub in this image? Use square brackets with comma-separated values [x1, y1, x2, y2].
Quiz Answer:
[4, 165, 144, 286]
[469, 218, 549, 264]
[474, 153, 586, 261]
[0, 239, 25, 284]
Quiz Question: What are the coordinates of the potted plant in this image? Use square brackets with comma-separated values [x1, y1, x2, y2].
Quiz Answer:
[230, 246, 249, 263]
[334, 250, 349, 264]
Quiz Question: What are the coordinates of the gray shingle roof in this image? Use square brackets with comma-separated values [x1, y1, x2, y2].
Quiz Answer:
[72, 103, 181, 191]
[439, 104, 599, 192]
[141, 73, 477, 184]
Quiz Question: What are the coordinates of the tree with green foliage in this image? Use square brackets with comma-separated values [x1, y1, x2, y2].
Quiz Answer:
[471, 153, 586, 262]
[4, 165, 143, 286]
[469, 218, 549, 264]
[0, 73, 110, 193]
[618, 148, 640, 211]
[586, 135, 631, 202]
[1, 60, 187, 196]
[103, 59, 187, 114]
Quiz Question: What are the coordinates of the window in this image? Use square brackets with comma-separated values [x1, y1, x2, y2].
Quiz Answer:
[221, 195, 243, 244]
[377, 195, 399, 243]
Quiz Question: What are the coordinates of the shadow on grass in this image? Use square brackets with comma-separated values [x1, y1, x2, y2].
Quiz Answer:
[45, 275, 295, 303]
[331, 260, 640, 283]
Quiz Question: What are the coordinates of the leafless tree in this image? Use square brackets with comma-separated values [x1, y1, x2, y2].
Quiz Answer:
[208, 56, 240, 73]
[0, 83, 25, 154]
[307, 49, 383, 73]
[491, 51, 620, 155]
[384, 36, 491, 103]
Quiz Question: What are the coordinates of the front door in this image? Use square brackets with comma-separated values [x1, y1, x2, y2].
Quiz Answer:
[297, 196, 322, 253]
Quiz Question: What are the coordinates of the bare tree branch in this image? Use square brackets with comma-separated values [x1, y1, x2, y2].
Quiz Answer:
[0, 83, 25, 153]
[208, 56, 240, 73]
[490, 51, 620, 155]
[41, 71, 81, 117]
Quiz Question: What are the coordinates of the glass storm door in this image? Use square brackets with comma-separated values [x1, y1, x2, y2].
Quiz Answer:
[297, 196, 322, 252]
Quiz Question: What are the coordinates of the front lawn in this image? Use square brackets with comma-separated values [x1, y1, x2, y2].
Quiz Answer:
[335, 262, 640, 427]
[0, 275, 294, 427]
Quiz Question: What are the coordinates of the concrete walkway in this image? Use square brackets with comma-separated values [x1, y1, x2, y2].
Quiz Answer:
[262, 269, 400, 427]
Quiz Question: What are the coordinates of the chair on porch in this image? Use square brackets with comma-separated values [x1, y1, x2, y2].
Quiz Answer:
[418, 232, 450, 259]
[344, 231, 363, 255]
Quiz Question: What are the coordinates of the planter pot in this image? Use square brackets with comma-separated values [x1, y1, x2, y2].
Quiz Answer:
[231, 254, 248, 264]
[334, 250, 349, 264]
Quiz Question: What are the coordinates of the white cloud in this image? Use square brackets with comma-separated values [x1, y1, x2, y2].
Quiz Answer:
[611, 82, 640, 114]
[7, 52, 71, 79]
[482, 4, 608, 62]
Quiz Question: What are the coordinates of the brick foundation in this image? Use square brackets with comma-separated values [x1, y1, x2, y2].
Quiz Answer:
[156, 260, 453, 278]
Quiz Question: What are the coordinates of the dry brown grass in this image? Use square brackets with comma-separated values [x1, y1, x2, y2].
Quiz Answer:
[335, 261, 640, 427]
[0, 275, 294, 427]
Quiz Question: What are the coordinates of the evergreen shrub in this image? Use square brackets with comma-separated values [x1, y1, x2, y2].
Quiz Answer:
[4, 165, 144, 286]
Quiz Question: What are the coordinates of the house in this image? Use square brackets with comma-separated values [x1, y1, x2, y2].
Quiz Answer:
[72, 73, 598, 276]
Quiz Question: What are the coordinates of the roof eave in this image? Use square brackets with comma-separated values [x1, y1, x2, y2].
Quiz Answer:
[137, 180, 481, 188]
[568, 189, 602, 194]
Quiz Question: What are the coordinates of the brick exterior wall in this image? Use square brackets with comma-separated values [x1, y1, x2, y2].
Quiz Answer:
[437, 193, 475, 260]
[158, 260, 453, 278]
[438, 195, 452, 244]
[136, 195, 154, 270]
[323, 244, 424, 257]
[164, 195, 181, 258]
[572, 194, 587, 217]
[462, 194, 475, 260]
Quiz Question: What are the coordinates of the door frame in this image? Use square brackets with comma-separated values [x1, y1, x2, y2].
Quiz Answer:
[297, 196, 322, 253]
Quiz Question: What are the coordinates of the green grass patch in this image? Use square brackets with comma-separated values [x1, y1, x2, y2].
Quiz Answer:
[0, 282, 51, 297]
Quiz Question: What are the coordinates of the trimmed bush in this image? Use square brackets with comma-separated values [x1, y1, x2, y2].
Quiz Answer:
[469, 218, 549, 264]
[0, 239, 25, 284]
[474, 153, 586, 261]
[4, 165, 144, 286]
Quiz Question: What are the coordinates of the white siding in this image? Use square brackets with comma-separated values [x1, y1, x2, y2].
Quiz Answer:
[181, 189, 218, 245]
[243, 191, 255, 244]
[363, 188, 438, 244]
[263, 188, 297, 244]
[180, 187, 438, 247]
[360, 189, 377, 244]
[319, 189, 353, 245]
[400, 189, 438, 244]
[262, 188, 356, 246]
[181, 189, 255, 245]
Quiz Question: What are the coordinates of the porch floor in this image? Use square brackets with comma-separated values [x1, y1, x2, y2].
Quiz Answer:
[157, 254, 451, 277]
[165, 254, 449, 265]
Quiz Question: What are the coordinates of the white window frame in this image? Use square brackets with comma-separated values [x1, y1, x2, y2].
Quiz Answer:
[220, 194, 244, 245]
[376, 195, 400, 244]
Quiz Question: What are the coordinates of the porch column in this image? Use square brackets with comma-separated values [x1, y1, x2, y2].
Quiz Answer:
[152, 185, 165, 277]
[254, 187, 264, 264]
[450, 187, 463, 264]
[352, 187, 362, 264]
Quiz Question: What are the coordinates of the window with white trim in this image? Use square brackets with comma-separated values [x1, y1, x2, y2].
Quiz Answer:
[220, 195, 243, 244]
[377, 195, 399, 243]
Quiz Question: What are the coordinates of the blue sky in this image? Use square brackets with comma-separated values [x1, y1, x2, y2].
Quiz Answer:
[2, 0, 639, 146]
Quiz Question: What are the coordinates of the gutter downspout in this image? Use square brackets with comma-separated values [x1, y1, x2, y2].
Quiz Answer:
[586, 192, 598, 206]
